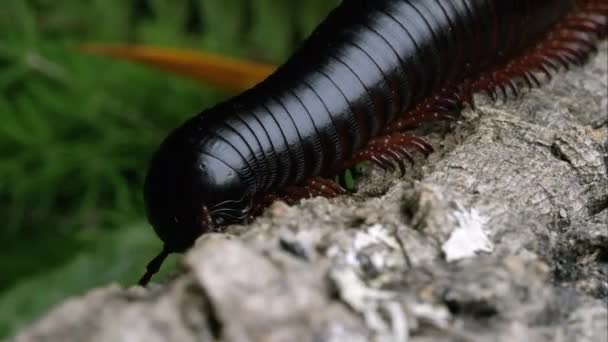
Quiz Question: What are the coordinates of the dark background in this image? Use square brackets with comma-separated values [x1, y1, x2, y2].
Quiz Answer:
[0, 0, 338, 337]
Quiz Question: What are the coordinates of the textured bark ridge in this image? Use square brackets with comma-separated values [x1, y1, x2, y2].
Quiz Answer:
[13, 46, 607, 342]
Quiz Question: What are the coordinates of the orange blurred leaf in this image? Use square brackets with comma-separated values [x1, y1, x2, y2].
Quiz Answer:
[80, 43, 276, 92]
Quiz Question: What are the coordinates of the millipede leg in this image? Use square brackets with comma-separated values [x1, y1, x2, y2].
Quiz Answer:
[470, 3, 607, 101]
[305, 177, 347, 197]
[248, 177, 346, 221]
[248, 192, 286, 220]
[284, 177, 346, 200]
[342, 133, 434, 175]
[386, 85, 468, 133]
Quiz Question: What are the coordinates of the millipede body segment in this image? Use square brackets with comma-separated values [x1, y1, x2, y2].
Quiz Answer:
[139, 0, 607, 285]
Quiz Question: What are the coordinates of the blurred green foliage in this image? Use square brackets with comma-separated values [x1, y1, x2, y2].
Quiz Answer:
[0, 0, 338, 338]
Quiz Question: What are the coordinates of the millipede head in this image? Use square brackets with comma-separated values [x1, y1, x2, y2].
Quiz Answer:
[139, 118, 251, 285]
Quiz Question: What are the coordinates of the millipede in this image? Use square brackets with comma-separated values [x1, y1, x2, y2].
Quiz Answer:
[138, 0, 607, 285]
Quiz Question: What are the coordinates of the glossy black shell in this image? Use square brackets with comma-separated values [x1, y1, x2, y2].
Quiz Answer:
[144, 0, 575, 252]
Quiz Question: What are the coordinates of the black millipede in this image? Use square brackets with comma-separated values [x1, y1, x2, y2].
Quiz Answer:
[138, 0, 608, 285]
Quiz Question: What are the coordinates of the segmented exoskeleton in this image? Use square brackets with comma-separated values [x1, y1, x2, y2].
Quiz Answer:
[139, 0, 608, 285]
